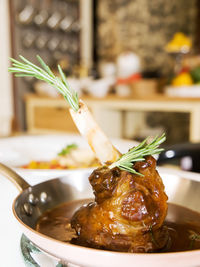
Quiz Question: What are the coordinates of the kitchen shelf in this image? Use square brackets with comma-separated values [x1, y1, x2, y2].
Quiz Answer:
[25, 93, 200, 142]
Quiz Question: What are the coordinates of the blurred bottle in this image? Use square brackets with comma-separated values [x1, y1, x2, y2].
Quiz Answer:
[116, 52, 141, 96]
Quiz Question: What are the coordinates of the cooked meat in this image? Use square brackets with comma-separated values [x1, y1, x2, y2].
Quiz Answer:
[71, 156, 168, 252]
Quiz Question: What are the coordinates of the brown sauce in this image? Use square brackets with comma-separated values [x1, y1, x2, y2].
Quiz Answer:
[36, 200, 200, 253]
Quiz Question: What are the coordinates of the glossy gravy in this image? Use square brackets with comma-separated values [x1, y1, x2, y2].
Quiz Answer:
[36, 200, 200, 252]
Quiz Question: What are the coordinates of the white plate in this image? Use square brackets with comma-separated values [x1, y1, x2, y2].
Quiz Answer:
[0, 134, 137, 183]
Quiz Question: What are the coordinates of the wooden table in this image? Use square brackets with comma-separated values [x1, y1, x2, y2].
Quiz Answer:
[25, 94, 200, 142]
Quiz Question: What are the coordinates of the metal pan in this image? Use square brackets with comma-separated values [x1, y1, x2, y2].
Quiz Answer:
[1, 163, 200, 267]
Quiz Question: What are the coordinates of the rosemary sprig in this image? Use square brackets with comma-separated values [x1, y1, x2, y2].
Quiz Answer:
[8, 55, 79, 111]
[109, 133, 166, 176]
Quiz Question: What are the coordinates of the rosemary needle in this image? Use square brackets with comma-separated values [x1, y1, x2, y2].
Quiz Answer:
[109, 133, 166, 175]
[8, 55, 79, 112]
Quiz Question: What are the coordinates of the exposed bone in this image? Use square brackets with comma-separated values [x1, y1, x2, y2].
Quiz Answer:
[69, 100, 121, 165]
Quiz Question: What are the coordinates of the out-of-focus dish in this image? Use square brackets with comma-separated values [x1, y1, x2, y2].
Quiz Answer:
[0, 134, 137, 181]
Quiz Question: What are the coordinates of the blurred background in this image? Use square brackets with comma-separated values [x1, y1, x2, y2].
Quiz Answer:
[1, 0, 200, 145]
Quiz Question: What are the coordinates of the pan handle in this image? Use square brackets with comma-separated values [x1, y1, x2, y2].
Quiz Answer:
[0, 163, 30, 192]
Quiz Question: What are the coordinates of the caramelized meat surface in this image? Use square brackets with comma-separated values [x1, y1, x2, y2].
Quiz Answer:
[71, 156, 168, 252]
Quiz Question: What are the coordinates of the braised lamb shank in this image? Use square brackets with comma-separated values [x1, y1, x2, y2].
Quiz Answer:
[71, 156, 168, 252]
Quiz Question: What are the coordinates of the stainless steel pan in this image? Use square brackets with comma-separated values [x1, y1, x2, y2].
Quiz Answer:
[1, 163, 200, 267]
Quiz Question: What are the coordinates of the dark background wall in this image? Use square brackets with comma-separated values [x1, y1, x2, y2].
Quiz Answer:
[96, 0, 197, 75]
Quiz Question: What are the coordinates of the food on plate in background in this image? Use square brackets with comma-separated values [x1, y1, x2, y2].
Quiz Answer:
[21, 143, 100, 169]
[57, 144, 99, 168]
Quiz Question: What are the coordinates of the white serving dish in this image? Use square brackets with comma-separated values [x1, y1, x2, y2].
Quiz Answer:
[0, 134, 137, 183]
